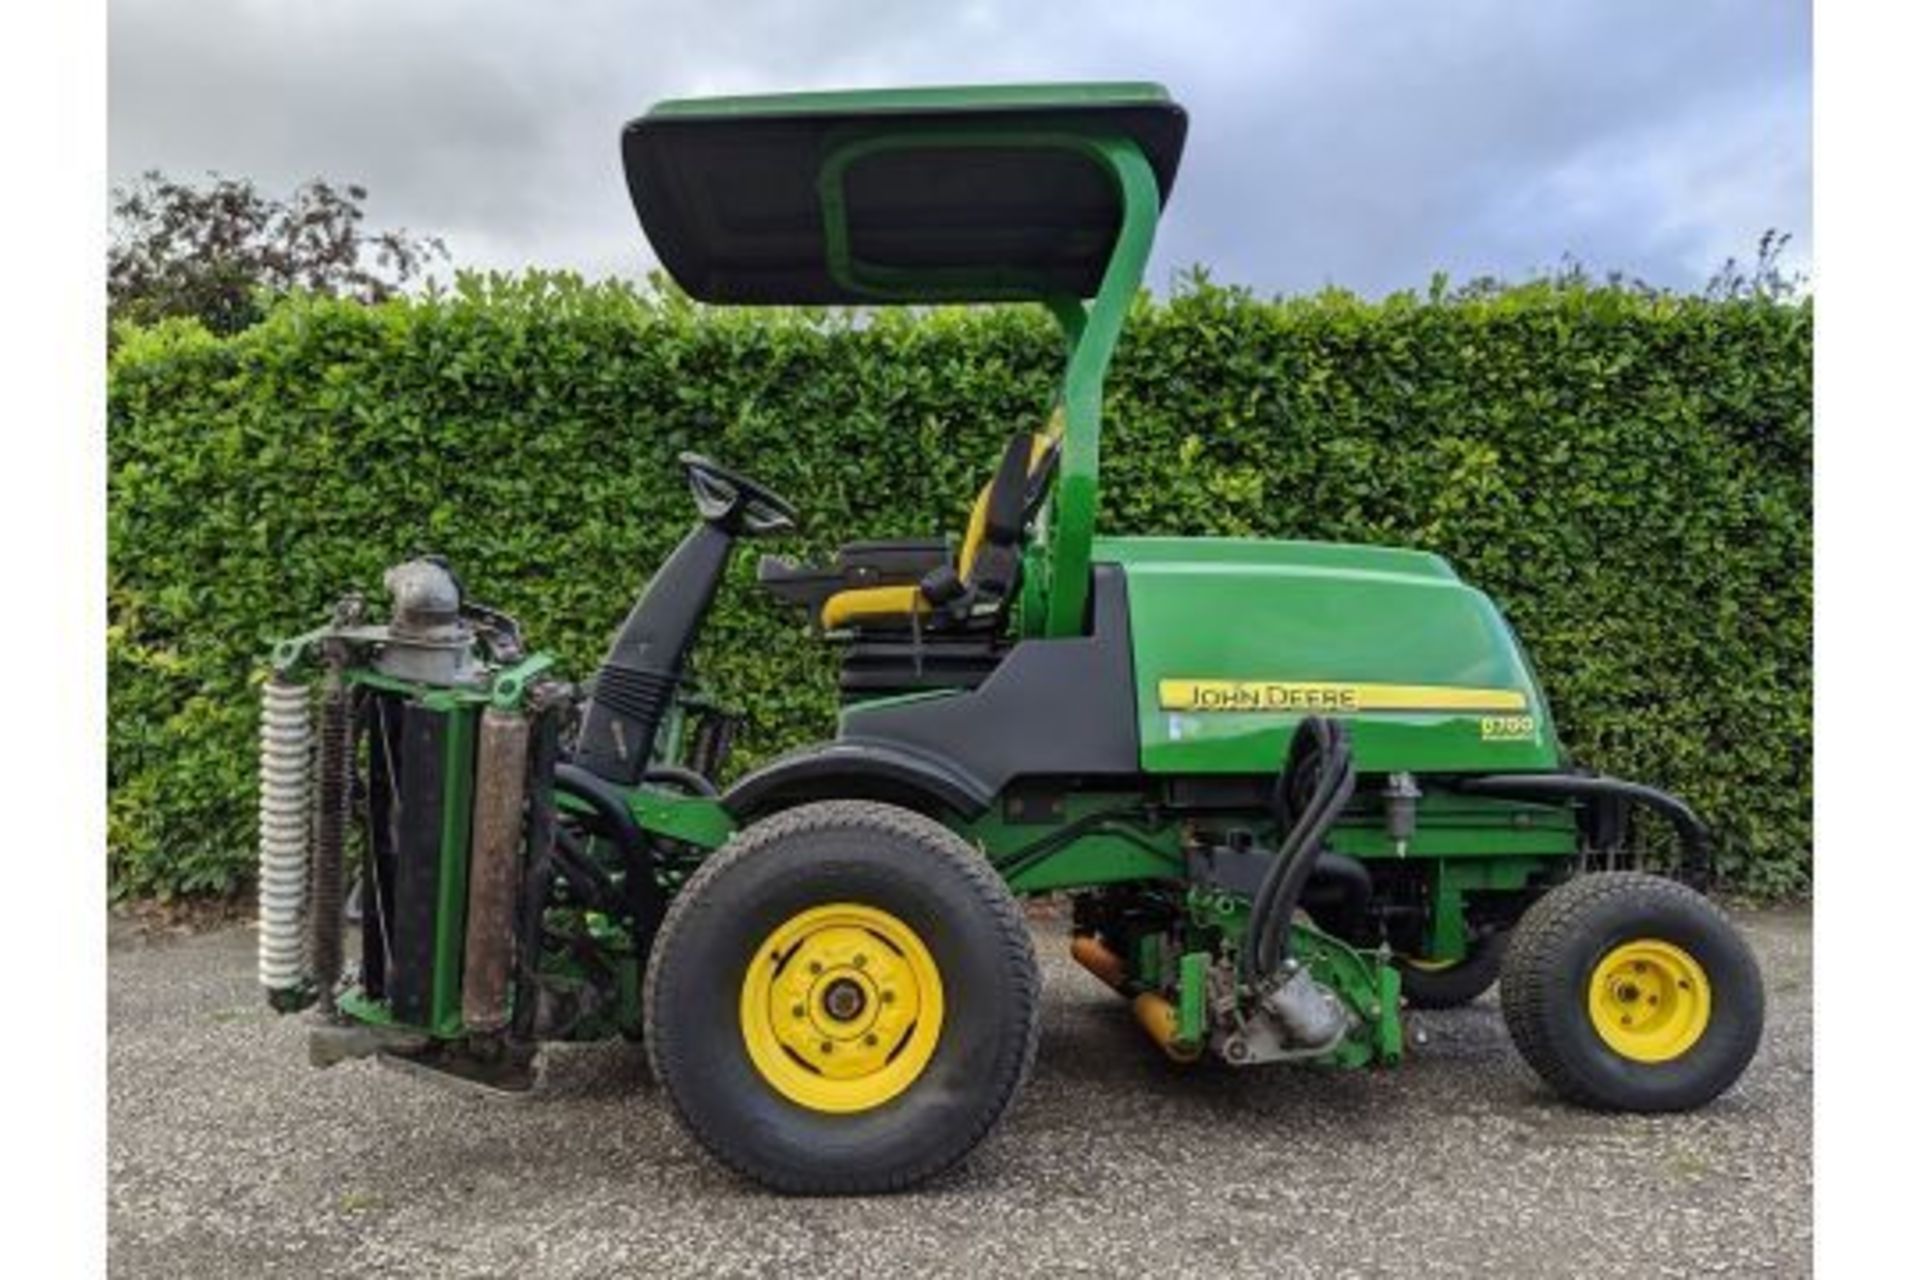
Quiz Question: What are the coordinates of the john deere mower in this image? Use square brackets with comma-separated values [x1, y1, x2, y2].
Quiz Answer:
[258, 84, 1763, 1194]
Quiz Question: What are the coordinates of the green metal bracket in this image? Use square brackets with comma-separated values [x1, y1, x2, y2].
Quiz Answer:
[1372, 965, 1404, 1065]
[1134, 931, 1167, 990]
[1044, 295, 1088, 344]
[488, 653, 554, 708]
[628, 788, 737, 849]
[1039, 138, 1159, 638]
[1175, 950, 1209, 1049]
[1420, 855, 1553, 958]
[816, 126, 1161, 639]
[342, 651, 561, 715]
[336, 986, 398, 1028]
[959, 793, 1184, 895]
[1181, 887, 1404, 1068]
[1287, 924, 1404, 1068]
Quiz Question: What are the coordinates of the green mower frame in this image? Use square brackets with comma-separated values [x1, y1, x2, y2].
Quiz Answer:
[260, 83, 1764, 1194]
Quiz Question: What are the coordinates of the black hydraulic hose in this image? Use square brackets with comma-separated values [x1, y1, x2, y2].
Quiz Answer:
[551, 828, 622, 913]
[1259, 731, 1353, 975]
[1244, 718, 1342, 961]
[643, 764, 720, 798]
[990, 803, 1150, 880]
[1244, 717, 1357, 982]
[553, 761, 668, 938]
[553, 762, 646, 852]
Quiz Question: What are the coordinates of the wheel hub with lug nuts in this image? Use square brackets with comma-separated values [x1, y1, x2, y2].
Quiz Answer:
[739, 902, 944, 1113]
[1586, 937, 1713, 1063]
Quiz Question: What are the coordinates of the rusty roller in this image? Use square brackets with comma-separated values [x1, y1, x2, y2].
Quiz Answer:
[463, 706, 530, 1032]
[1069, 933, 1128, 993]
[1132, 992, 1201, 1064]
[1071, 934, 1200, 1063]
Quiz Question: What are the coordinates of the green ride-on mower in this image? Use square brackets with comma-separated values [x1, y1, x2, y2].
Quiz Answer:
[258, 83, 1763, 1194]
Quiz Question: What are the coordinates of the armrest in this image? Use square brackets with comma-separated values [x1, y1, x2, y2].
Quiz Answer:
[835, 539, 952, 584]
[757, 539, 957, 621]
[756, 556, 845, 612]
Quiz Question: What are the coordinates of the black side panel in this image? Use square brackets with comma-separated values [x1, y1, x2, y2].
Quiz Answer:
[837, 565, 1138, 795]
[389, 703, 448, 1026]
[838, 636, 1006, 696]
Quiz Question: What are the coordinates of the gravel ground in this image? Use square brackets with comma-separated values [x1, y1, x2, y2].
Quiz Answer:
[108, 907, 1810, 1278]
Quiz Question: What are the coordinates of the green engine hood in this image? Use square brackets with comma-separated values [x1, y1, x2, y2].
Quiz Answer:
[1095, 537, 1562, 774]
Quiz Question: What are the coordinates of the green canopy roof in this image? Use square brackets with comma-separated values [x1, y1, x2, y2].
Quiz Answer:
[621, 83, 1186, 305]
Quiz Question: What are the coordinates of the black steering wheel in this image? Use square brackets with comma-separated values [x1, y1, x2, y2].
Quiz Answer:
[678, 452, 799, 537]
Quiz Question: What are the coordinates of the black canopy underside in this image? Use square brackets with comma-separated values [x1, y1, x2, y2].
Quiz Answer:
[621, 84, 1187, 305]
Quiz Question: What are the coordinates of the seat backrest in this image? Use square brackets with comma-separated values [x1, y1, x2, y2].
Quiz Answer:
[957, 430, 1055, 583]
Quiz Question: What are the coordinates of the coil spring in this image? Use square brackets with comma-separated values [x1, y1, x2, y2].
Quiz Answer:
[258, 676, 312, 997]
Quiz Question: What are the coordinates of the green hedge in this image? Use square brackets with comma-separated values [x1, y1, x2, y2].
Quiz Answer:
[107, 275, 1812, 899]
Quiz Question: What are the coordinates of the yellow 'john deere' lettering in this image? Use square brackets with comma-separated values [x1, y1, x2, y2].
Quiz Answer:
[1158, 680, 1529, 715]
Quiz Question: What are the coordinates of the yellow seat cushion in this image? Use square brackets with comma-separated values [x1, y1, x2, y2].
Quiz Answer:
[819, 583, 930, 630]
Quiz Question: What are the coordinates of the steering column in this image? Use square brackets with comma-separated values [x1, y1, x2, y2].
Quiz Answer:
[572, 453, 796, 786]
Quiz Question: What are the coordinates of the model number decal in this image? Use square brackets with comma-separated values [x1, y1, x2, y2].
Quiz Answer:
[1159, 680, 1528, 715]
[1479, 714, 1538, 741]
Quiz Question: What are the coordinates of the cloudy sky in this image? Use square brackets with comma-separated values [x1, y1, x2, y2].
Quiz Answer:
[109, 0, 1810, 297]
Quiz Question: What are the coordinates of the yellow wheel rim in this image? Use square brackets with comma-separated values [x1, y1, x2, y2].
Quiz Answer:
[1402, 955, 1460, 973]
[1586, 938, 1712, 1063]
[738, 902, 944, 1114]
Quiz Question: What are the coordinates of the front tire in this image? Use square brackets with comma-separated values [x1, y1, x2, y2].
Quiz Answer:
[643, 800, 1041, 1194]
[1500, 872, 1763, 1111]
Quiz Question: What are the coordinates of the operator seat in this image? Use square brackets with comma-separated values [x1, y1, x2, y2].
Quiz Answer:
[758, 426, 1059, 638]
[818, 429, 1057, 630]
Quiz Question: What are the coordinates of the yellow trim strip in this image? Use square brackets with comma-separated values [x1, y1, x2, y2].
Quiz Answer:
[1158, 679, 1528, 714]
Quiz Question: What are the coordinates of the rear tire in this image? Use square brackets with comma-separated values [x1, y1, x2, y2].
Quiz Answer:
[644, 800, 1041, 1194]
[1500, 872, 1763, 1111]
[1396, 930, 1508, 1009]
